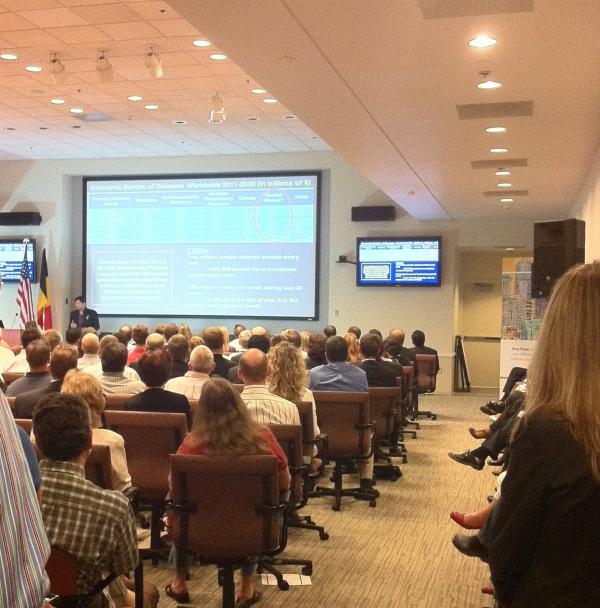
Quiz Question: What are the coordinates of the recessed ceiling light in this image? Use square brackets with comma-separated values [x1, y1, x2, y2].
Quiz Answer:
[262, 98, 278, 104]
[283, 115, 297, 120]
[251, 88, 266, 94]
[468, 35, 497, 48]
[501, 198, 514, 203]
[490, 147, 508, 153]
[496, 169, 511, 176]
[498, 182, 512, 188]
[192, 39, 211, 47]
[0, 53, 18, 61]
[477, 80, 502, 90]
[70, 108, 84, 114]
[50, 98, 65, 105]
[25, 65, 42, 73]
[245, 116, 260, 121]
[486, 126, 506, 133]
[209, 53, 227, 61]
[172, 119, 187, 125]
[144, 104, 159, 110]
[127, 95, 143, 102]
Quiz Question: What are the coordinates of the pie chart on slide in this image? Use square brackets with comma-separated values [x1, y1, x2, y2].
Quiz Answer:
[253, 191, 294, 241]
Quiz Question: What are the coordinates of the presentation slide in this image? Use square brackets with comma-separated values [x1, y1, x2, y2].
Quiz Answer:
[84, 173, 319, 319]
[0, 242, 35, 283]
[357, 239, 440, 286]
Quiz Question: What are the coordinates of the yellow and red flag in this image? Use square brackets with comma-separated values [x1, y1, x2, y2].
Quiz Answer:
[36, 248, 53, 329]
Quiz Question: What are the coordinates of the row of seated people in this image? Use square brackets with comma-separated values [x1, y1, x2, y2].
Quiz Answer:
[2, 322, 439, 607]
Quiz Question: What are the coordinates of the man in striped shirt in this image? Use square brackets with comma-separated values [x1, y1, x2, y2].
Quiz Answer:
[238, 349, 301, 426]
[95, 341, 146, 395]
[0, 393, 50, 608]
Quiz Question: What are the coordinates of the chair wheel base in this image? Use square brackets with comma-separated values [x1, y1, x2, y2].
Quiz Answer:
[319, 531, 330, 541]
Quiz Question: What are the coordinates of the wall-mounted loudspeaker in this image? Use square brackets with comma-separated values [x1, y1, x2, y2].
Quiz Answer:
[351, 205, 396, 222]
[0, 212, 42, 226]
[532, 218, 585, 298]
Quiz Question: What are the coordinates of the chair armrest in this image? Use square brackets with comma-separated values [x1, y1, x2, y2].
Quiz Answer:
[122, 486, 140, 504]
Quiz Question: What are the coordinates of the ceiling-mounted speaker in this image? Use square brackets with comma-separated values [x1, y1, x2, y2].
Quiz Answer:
[532, 218, 585, 298]
[351, 205, 396, 222]
[0, 211, 42, 226]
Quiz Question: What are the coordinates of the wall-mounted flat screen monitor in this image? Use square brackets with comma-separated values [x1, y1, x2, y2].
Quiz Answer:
[356, 237, 441, 286]
[0, 240, 36, 283]
[83, 172, 320, 319]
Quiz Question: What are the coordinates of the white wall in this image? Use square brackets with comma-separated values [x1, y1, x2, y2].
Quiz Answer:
[573, 142, 600, 261]
[0, 150, 535, 391]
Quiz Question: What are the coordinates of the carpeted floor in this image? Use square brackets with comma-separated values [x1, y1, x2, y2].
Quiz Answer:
[145, 391, 498, 608]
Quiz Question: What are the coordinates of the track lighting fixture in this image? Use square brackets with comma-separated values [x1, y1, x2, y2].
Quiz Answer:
[209, 92, 226, 123]
[145, 46, 164, 79]
[49, 52, 66, 84]
[96, 49, 113, 82]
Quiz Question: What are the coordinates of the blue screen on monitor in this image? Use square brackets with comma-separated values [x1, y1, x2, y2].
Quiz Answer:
[356, 237, 441, 286]
[0, 241, 36, 283]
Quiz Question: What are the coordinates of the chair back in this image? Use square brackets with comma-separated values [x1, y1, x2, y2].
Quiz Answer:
[15, 418, 32, 435]
[312, 391, 372, 459]
[104, 394, 131, 411]
[189, 398, 199, 416]
[47, 546, 78, 596]
[85, 444, 113, 490]
[402, 365, 414, 406]
[6, 396, 15, 412]
[104, 411, 187, 500]
[368, 387, 402, 439]
[295, 401, 316, 460]
[3, 372, 23, 386]
[415, 354, 437, 393]
[267, 424, 303, 506]
[169, 454, 281, 559]
[232, 383, 244, 393]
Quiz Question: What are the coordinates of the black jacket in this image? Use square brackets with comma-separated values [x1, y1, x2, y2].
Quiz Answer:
[69, 308, 100, 330]
[124, 388, 192, 428]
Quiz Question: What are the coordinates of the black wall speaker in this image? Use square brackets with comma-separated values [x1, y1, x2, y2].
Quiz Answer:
[0, 212, 42, 226]
[351, 205, 396, 222]
[532, 218, 585, 298]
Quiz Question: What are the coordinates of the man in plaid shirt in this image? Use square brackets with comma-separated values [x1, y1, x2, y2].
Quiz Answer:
[33, 392, 138, 606]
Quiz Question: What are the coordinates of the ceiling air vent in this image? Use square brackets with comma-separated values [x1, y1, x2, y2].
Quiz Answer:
[77, 113, 113, 122]
[457, 101, 533, 120]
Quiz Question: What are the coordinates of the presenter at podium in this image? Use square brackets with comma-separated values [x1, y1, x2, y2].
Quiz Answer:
[69, 295, 99, 330]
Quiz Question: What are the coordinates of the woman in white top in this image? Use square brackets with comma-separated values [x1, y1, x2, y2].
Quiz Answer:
[61, 368, 132, 491]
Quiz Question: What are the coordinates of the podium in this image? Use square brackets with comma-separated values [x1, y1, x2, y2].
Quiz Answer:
[0, 328, 23, 352]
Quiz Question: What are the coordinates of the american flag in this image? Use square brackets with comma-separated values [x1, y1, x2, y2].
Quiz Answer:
[16, 244, 35, 327]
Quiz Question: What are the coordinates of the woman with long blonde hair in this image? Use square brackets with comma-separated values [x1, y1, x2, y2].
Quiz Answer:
[165, 379, 290, 606]
[344, 332, 361, 363]
[487, 262, 600, 607]
[218, 325, 230, 354]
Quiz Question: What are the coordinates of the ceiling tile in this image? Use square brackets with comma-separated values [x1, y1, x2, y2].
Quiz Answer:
[0, 12, 37, 30]
[70, 3, 143, 24]
[97, 20, 163, 40]
[2, 1, 61, 9]
[18, 7, 87, 27]
[126, 1, 182, 21]
[150, 18, 199, 37]
[0, 28, 67, 47]
[47, 24, 113, 43]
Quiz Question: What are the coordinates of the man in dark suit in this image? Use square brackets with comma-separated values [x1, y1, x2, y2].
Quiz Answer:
[407, 329, 439, 373]
[125, 349, 191, 428]
[68, 295, 100, 330]
[358, 333, 403, 387]
[14, 345, 78, 418]
[167, 334, 189, 379]
[203, 326, 234, 380]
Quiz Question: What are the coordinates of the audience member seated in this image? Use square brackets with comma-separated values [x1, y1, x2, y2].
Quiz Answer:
[219, 325, 231, 354]
[118, 324, 133, 351]
[384, 331, 415, 367]
[165, 378, 290, 606]
[344, 332, 362, 363]
[347, 325, 361, 339]
[163, 323, 179, 343]
[33, 393, 139, 606]
[300, 330, 310, 354]
[323, 324, 337, 338]
[65, 326, 82, 352]
[238, 349, 301, 426]
[154, 323, 166, 335]
[448, 383, 526, 470]
[165, 345, 214, 399]
[167, 334, 189, 379]
[250, 325, 267, 338]
[78, 332, 101, 369]
[228, 334, 270, 382]
[407, 330, 439, 373]
[4, 326, 42, 374]
[6, 339, 51, 397]
[96, 341, 146, 395]
[83, 335, 142, 381]
[189, 334, 204, 350]
[42, 329, 63, 353]
[129, 332, 166, 374]
[282, 328, 302, 350]
[308, 336, 377, 496]
[178, 323, 193, 342]
[229, 329, 252, 363]
[61, 369, 132, 492]
[15, 345, 78, 418]
[125, 349, 192, 427]
[16, 421, 43, 491]
[358, 333, 403, 387]
[228, 323, 247, 352]
[367, 328, 383, 339]
[203, 326, 235, 379]
[305, 333, 327, 370]
[0, 393, 50, 607]
[127, 324, 148, 365]
[114, 330, 130, 349]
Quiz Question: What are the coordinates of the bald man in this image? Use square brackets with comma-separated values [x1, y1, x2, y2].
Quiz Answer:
[78, 332, 101, 369]
[238, 349, 300, 426]
[165, 345, 214, 400]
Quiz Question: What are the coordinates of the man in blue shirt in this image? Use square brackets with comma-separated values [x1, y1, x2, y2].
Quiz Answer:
[309, 336, 377, 496]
